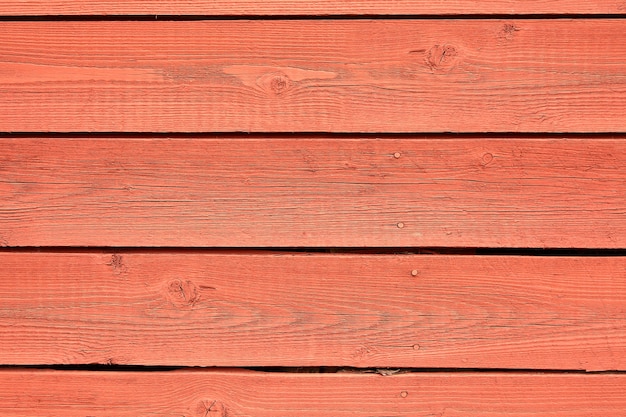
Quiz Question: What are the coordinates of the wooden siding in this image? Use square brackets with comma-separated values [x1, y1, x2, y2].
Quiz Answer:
[1, 20, 626, 132]
[0, 2, 624, 416]
[0, 1, 622, 15]
[2, 370, 626, 416]
[1, 138, 625, 248]
[1, 252, 625, 370]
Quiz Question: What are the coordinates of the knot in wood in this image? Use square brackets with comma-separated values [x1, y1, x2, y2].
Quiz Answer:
[258, 72, 293, 96]
[425, 44, 459, 73]
[107, 254, 127, 274]
[166, 279, 200, 308]
[498, 23, 520, 41]
[196, 399, 227, 417]
[271, 75, 289, 93]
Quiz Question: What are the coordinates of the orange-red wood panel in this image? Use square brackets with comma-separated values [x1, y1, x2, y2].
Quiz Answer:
[1, 20, 626, 132]
[1, 252, 625, 370]
[2, 370, 626, 416]
[0, 0, 622, 15]
[1, 138, 624, 248]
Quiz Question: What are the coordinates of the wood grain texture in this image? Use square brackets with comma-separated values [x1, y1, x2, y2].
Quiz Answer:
[0, 0, 623, 15]
[1, 20, 626, 133]
[1, 138, 625, 248]
[1, 252, 625, 370]
[2, 370, 626, 416]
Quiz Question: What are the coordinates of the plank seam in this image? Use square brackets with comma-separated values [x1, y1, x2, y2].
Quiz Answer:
[1, 248, 625, 255]
[2, 365, 626, 374]
[2, 132, 626, 139]
[2, 14, 626, 20]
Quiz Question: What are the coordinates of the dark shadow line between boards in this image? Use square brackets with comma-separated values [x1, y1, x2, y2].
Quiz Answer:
[0, 247, 625, 256]
[1, 132, 626, 139]
[0, 364, 625, 374]
[1, 14, 626, 21]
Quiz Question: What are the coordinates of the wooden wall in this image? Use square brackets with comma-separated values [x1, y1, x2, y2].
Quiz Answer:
[1, 2, 625, 415]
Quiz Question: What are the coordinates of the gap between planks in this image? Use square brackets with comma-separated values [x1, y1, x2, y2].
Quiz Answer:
[4, 364, 626, 375]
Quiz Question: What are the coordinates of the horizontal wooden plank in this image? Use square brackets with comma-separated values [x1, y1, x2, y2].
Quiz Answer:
[0, 0, 622, 15]
[1, 138, 625, 248]
[1, 20, 626, 132]
[1, 252, 625, 370]
[2, 370, 626, 416]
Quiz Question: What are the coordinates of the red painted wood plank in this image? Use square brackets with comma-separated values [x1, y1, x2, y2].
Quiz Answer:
[1, 370, 626, 416]
[0, 0, 622, 15]
[1, 252, 624, 370]
[1, 138, 624, 248]
[1, 20, 626, 132]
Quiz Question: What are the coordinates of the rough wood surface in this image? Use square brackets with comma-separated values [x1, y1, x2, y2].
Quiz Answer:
[1, 20, 626, 132]
[2, 370, 626, 416]
[1, 252, 625, 370]
[0, 0, 622, 15]
[1, 138, 625, 248]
